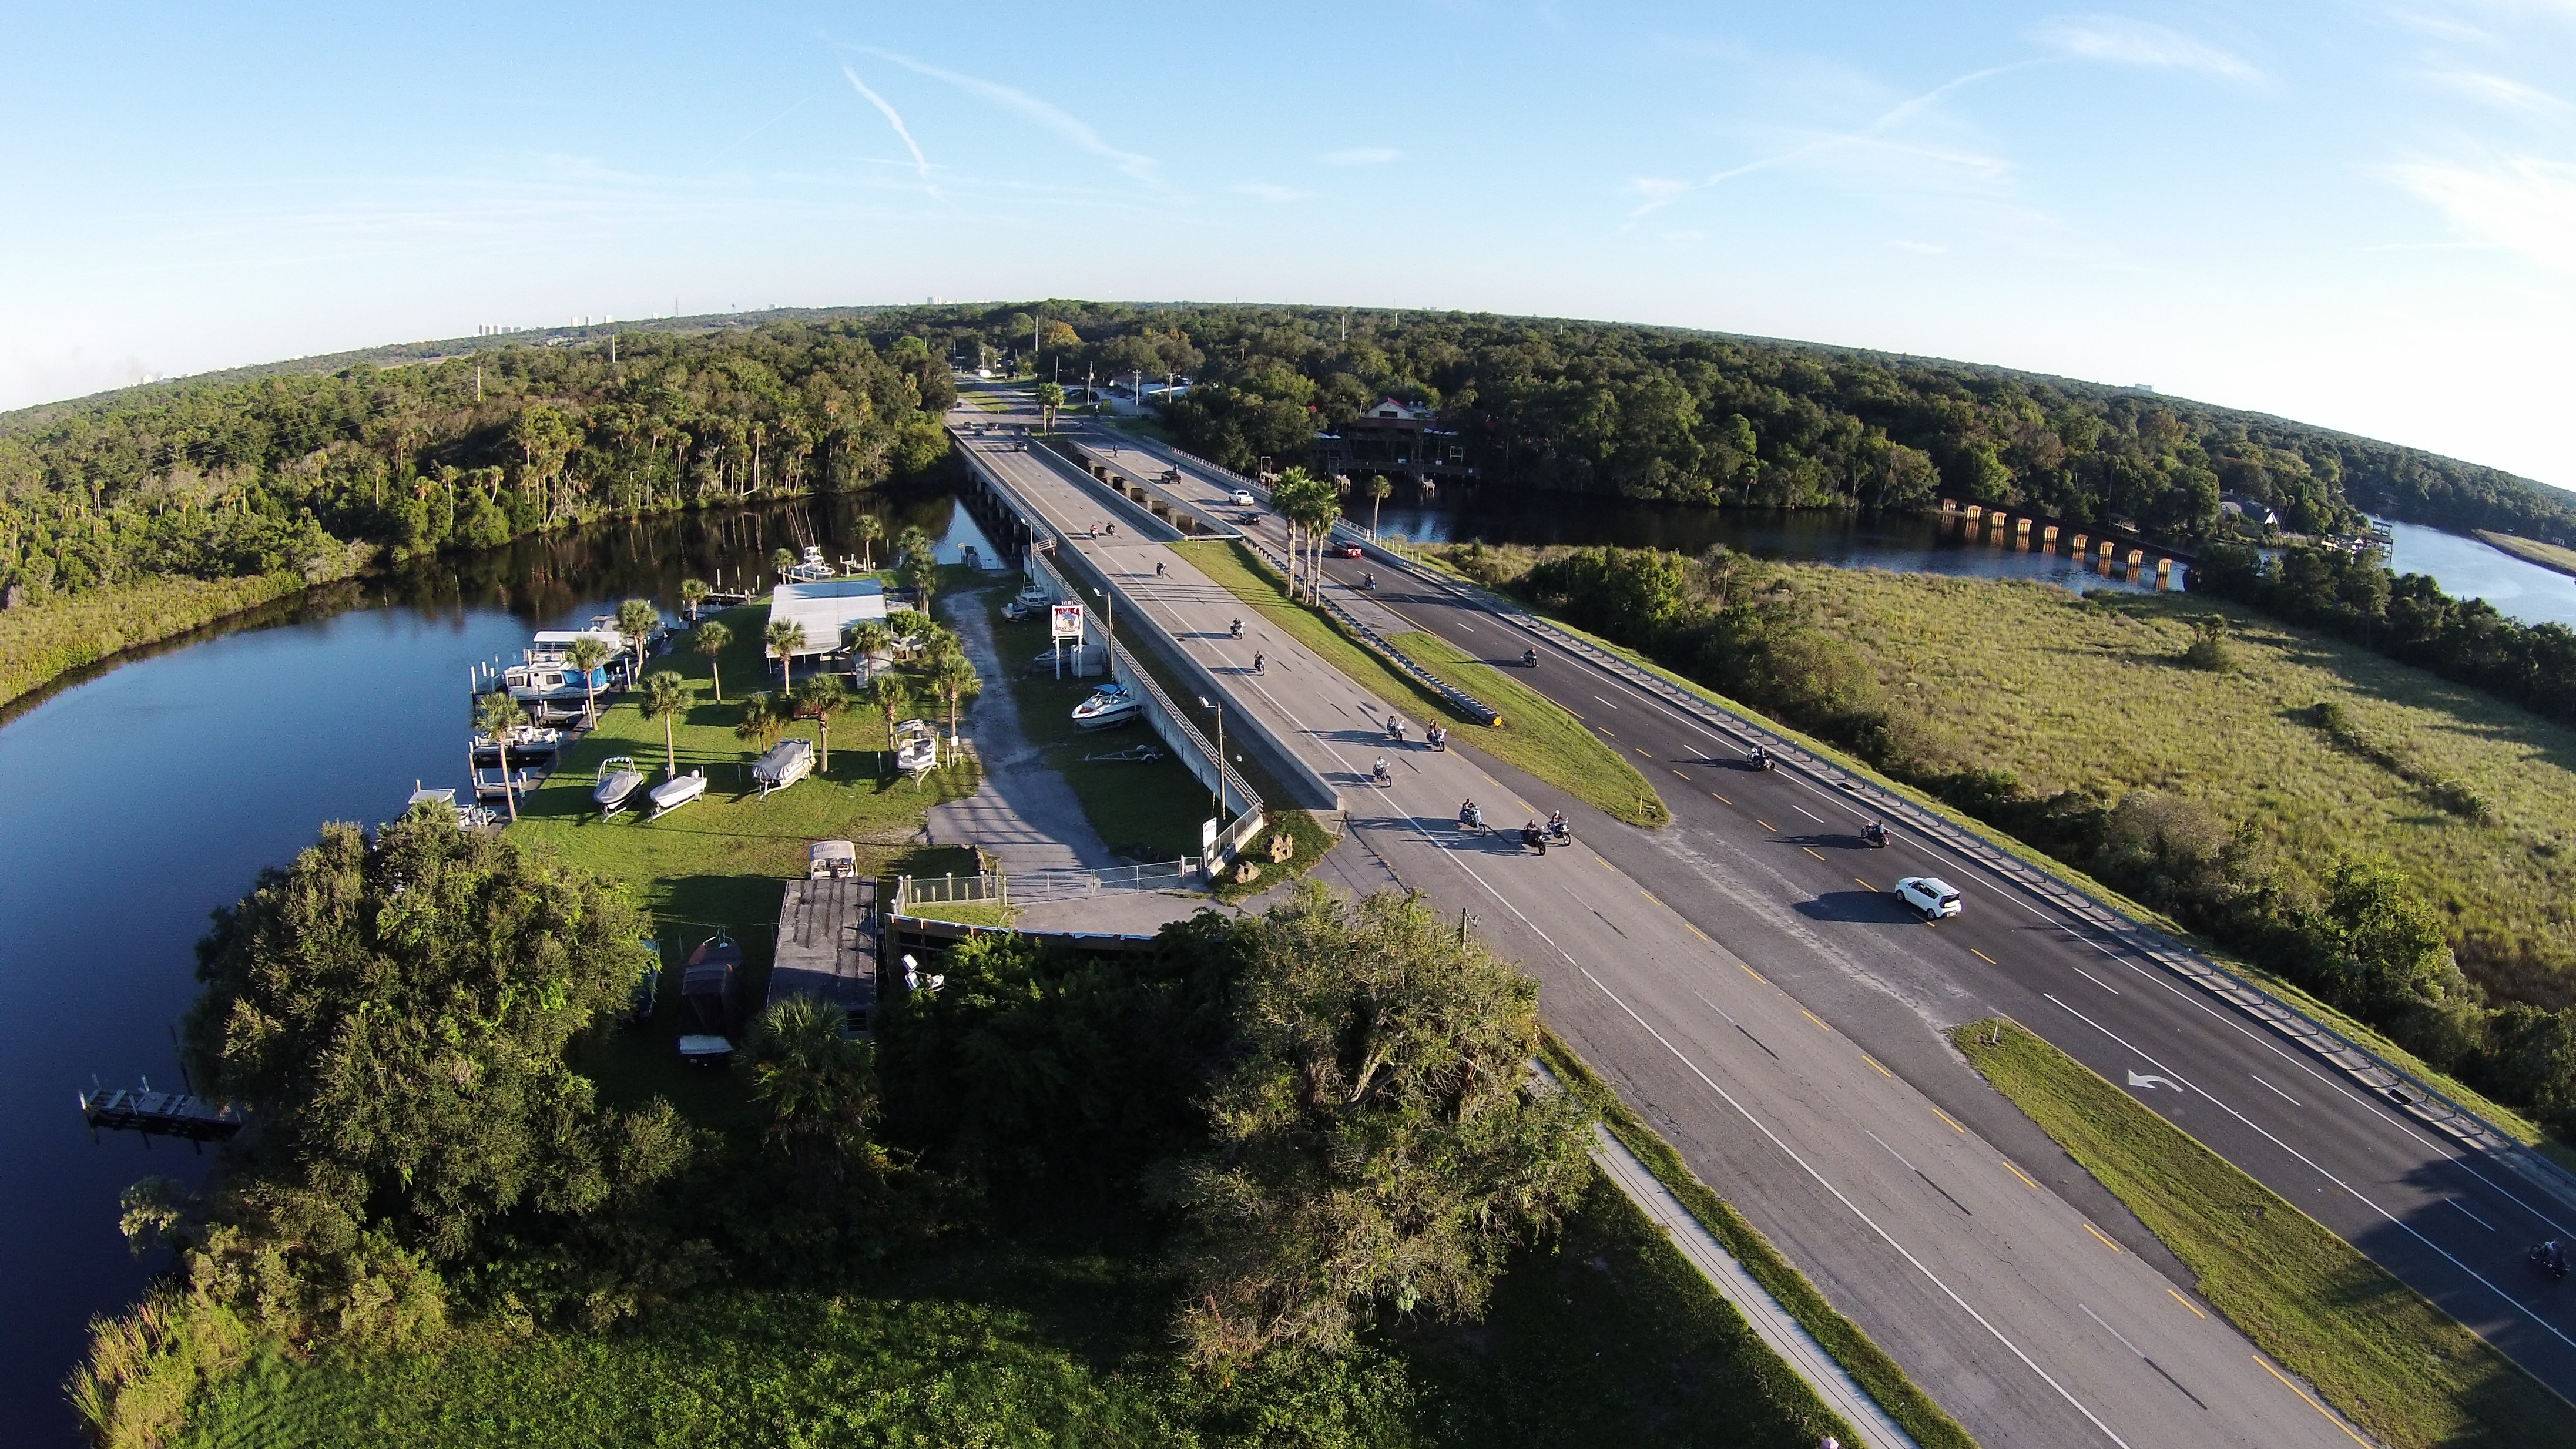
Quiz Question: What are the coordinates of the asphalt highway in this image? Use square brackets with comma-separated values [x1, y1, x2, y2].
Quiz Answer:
[955, 406, 2381, 1448]
[1084, 420, 2576, 1416]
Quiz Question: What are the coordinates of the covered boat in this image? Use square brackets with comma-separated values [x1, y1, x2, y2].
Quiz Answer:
[1072, 682, 1142, 730]
[752, 738, 814, 797]
[809, 839, 858, 878]
[648, 768, 708, 819]
[593, 756, 646, 816]
[893, 718, 938, 774]
[474, 723, 561, 765]
[677, 933, 743, 1063]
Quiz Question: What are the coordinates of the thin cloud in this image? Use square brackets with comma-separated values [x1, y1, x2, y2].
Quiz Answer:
[2030, 16, 2263, 81]
[862, 48, 1159, 185]
[2382, 152, 2576, 273]
[841, 67, 938, 196]
[1320, 146, 1400, 165]
[1233, 182, 1310, 203]
[2419, 68, 2571, 118]
[1629, 61, 2035, 217]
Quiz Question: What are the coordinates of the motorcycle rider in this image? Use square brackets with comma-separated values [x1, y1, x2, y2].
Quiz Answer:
[1547, 809, 1569, 841]
[1372, 757, 1391, 786]
[1252, 652, 1266, 675]
[1230, 618, 1244, 639]
[1459, 799, 1482, 831]
[1522, 648, 1538, 667]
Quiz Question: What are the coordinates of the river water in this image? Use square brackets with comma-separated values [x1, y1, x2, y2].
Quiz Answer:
[2380, 519, 2576, 629]
[0, 492, 994, 1442]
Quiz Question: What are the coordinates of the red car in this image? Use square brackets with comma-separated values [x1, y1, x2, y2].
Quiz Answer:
[1336, 544, 1364, 558]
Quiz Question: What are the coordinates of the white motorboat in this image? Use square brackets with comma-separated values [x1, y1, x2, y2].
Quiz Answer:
[893, 718, 939, 774]
[809, 839, 858, 878]
[503, 660, 609, 708]
[474, 723, 561, 765]
[593, 756, 647, 816]
[1072, 682, 1142, 730]
[781, 546, 838, 583]
[752, 738, 814, 797]
[648, 768, 709, 818]
[1014, 582, 1050, 608]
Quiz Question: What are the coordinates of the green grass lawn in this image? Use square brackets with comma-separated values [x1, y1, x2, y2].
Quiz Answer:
[978, 588, 1212, 860]
[1953, 1019, 2565, 1448]
[2474, 530, 2576, 580]
[1175, 540, 1668, 827]
[173, 1166, 1856, 1449]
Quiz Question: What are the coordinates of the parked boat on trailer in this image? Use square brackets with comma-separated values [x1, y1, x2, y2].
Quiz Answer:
[1072, 682, 1142, 730]
[593, 756, 647, 817]
[648, 768, 708, 819]
[753, 738, 815, 797]
[677, 933, 743, 1064]
[894, 718, 939, 774]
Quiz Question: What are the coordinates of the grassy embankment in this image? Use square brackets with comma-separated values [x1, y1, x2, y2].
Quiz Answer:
[1174, 539, 1668, 827]
[1953, 1018, 2565, 1448]
[1435, 547, 2571, 1158]
[0, 568, 348, 710]
[2474, 529, 2576, 581]
[170, 1164, 1863, 1449]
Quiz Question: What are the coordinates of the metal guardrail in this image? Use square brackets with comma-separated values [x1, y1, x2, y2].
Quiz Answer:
[1378, 551, 2573, 1180]
[1010, 860, 1205, 901]
[1235, 528, 1505, 727]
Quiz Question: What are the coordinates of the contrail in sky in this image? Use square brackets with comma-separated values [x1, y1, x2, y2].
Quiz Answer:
[843, 65, 937, 194]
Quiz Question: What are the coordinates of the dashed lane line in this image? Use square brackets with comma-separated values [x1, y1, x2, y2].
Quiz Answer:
[2002, 1160, 2042, 1192]
[2083, 1222, 2124, 1254]
[1710, 790, 1732, 805]
[1859, 1053, 1894, 1079]
[1803, 847, 1827, 861]
[1758, 820, 1777, 833]
[2167, 1288, 2206, 1320]
[1970, 947, 1998, 965]
[1930, 1106, 1967, 1135]
[1799, 1007, 1832, 1032]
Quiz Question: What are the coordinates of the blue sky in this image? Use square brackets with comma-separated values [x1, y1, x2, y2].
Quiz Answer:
[3, 2, 2570, 488]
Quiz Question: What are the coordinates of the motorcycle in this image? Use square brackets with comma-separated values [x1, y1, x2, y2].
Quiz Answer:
[1426, 724, 1448, 752]
[1229, 618, 1244, 640]
[1371, 760, 1393, 789]
[1522, 649, 1538, 668]
[1546, 815, 1571, 845]
[2533, 1240, 2571, 1281]
[1520, 823, 1548, 856]
[1387, 718, 1407, 745]
[1861, 821, 1889, 848]
[1252, 653, 1266, 676]
[1747, 747, 1775, 772]
[1459, 804, 1487, 834]
[1361, 572, 1377, 589]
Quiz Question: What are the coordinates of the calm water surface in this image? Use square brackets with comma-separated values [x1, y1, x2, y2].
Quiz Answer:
[0, 493, 993, 1441]
[2380, 518, 2576, 629]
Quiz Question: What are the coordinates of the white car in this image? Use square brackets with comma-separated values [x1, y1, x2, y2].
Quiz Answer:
[1895, 877, 1962, 920]
[1230, 489, 1256, 506]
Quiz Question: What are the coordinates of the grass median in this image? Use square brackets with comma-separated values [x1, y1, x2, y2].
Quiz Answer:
[1175, 539, 1667, 827]
[1953, 1018, 2565, 1448]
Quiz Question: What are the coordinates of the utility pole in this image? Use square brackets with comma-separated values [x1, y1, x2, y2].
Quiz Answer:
[1197, 694, 1225, 820]
[475, 362, 482, 403]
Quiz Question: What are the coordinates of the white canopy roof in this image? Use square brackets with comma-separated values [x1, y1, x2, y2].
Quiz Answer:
[769, 579, 887, 655]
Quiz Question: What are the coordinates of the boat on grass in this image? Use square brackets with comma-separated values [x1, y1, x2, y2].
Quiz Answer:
[1072, 682, 1142, 730]
[648, 768, 708, 819]
[678, 933, 743, 1063]
[593, 756, 647, 816]
[894, 718, 939, 774]
[752, 738, 815, 797]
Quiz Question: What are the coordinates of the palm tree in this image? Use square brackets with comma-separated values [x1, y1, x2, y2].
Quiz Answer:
[928, 649, 980, 747]
[693, 619, 733, 703]
[866, 673, 910, 776]
[615, 599, 660, 679]
[642, 670, 693, 775]
[562, 635, 612, 723]
[795, 673, 847, 770]
[1035, 380, 1064, 433]
[744, 994, 880, 1186]
[853, 514, 886, 571]
[764, 618, 807, 687]
[1366, 474, 1393, 537]
[901, 552, 940, 616]
[844, 620, 892, 681]
[679, 578, 710, 621]
[735, 691, 786, 752]
[894, 525, 936, 566]
[772, 546, 797, 580]
[474, 690, 528, 822]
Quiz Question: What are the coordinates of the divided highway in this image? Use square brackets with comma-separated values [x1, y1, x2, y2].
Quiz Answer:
[954, 401, 2390, 1448]
[1088, 420, 2576, 1416]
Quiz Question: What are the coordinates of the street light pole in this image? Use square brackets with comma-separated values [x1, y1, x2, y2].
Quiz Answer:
[1196, 694, 1225, 820]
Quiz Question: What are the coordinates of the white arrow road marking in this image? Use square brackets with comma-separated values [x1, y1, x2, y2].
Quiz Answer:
[2128, 1071, 2179, 1092]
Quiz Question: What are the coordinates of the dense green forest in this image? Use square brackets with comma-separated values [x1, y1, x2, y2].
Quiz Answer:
[0, 320, 957, 603]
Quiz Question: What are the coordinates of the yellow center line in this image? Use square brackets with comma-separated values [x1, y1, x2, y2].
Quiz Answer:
[1710, 790, 1731, 805]
[1970, 947, 1998, 965]
[2255, 1357, 2370, 1445]
[2082, 1222, 2122, 1253]
[1673, 769, 1692, 781]
[1738, 962, 1770, 987]
[1595, 857, 1615, 872]
[1802, 847, 1826, 861]
[1635, 746, 1652, 759]
[1852, 877, 1876, 891]
[2000, 1160, 2040, 1192]
[1597, 726, 1616, 739]
[1929, 1106, 1967, 1134]
[1684, 922, 1710, 943]
[1859, 1052, 1894, 1080]
[1757, 820, 1777, 833]
[1639, 888, 1663, 907]
[1799, 1007, 1830, 1032]
[2167, 1288, 2208, 1320]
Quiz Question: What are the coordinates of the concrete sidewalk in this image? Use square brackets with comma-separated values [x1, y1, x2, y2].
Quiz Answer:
[924, 587, 1123, 874]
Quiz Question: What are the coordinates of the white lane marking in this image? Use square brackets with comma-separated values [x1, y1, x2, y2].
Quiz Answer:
[2072, 966, 2122, 995]
[1864, 1128, 1923, 1175]
[1793, 804, 1826, 823]
[2448, 1198, 2496, 1232]
[2249, 1074, 2301, 1108]
[2044, 992, 2576, 1357]
[1455, 622, 1474, 632]
[1594, 695, 1619, 709]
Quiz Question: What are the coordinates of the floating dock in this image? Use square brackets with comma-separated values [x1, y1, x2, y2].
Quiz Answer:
[767, 873, 877, 1034]
[80, 1082, 244, 1141]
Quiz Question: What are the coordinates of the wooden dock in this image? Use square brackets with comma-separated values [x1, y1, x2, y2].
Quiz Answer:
[80, 1082, 244, 1141]
[767, 875, 878, 1034]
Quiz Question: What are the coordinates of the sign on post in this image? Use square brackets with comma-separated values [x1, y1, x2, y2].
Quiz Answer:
[1051, 603, 1086, 642]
